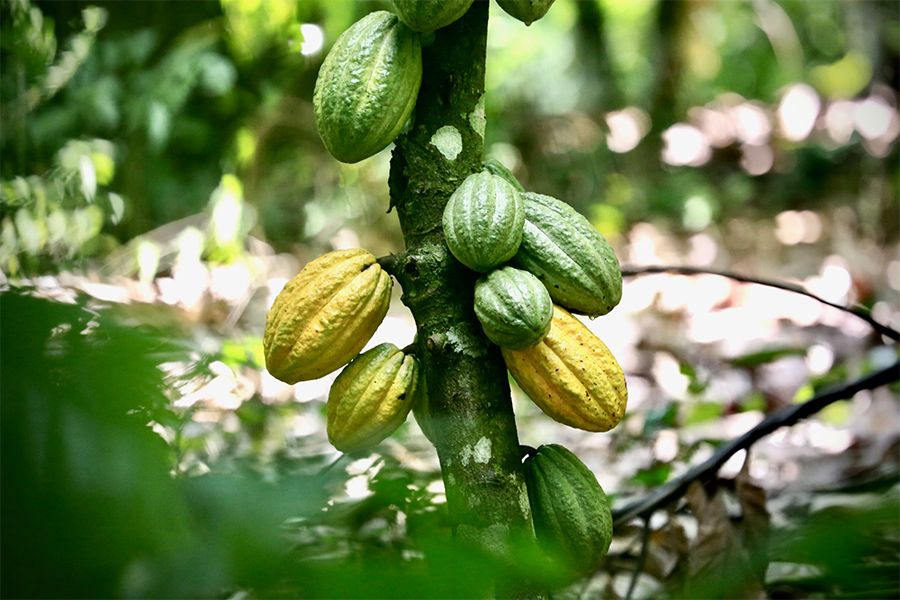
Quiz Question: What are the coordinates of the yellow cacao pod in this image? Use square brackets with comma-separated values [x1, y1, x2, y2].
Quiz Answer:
[327, 343, 418, 453]
[502, 306, 627, 432]
[264, 249, 392, 383]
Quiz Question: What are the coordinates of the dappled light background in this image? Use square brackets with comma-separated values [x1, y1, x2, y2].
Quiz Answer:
[2, 0, 898, 598]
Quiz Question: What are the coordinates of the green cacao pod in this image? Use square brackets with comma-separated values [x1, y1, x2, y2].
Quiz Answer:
[474, 266, 552, 349]
[443, 171, 524, 272]
[313, 11, 422, 163]
[524, 444, 613, 577]
[264, 249, 392, 383]
[502, 305, 627, 432]
[496, 0, 556, 26]
[392, 0, 474, 32]
[327, 343, 418, 454]
[514, 192, 622, 317]
[482, 158, 524, 192]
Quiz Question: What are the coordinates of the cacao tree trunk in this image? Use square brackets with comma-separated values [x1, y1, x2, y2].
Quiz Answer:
[386, 0, 538, 591]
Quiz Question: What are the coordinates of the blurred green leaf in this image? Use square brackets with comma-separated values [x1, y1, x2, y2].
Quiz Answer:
[685, 400, 724, 425]
[730, 347, 807, 369]
[632, 463, 673, 487]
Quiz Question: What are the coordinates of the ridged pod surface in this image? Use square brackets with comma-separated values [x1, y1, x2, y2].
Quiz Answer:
[524, 444, 613, 577]
[474, 266, 552, 349]
[515, 192, 622, 317]
[264, 249, 392, 383]
[313, 11, 422, 163]
[442, 171, 524, 272]
[327, 343, 418, 454]
[496, 0, 556, 26]
[392, 0, 474, 32]
[502, 305, 627, 432]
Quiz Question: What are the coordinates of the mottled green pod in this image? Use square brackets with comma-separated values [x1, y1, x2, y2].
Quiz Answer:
[524, 444, 613, 577]
[313, 11, 422, 163]
[514, 192, 622, 316]
[327, 343, 418, 454]
[474, 266, 552, 349]
[392, 0, 474, 32]
[443, 171, 525, 272]
[496, 0, 556, 26]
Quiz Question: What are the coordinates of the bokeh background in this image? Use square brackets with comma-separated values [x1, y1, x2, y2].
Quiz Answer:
[2, 0, 898, 598]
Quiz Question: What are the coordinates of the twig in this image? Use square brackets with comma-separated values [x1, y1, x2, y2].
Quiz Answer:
[612, 360, 900, 527]
[376, 253, 404, 278]
[624, 515, 653, 600]
[620, 265, 899, 342]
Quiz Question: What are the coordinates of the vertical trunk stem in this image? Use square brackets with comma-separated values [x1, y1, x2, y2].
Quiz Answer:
[388, 0, 537, 591]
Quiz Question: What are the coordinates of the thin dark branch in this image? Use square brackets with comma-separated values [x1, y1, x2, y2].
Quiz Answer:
[621, 265, 900, 342]
[612, 360, 900, 527]
[624, 515, 653, 600]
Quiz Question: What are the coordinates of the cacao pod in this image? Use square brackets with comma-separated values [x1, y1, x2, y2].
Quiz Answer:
[482, 158, 524, 192]
[313, 11, 422, 163]
[502, 305, 627, 432]
[264, 249, 392, 383]
[474, 266, 552, 349]
[392, 0, 474, 33]
[443, 170, 524, 272]
[524, 444, 613, 577]
[514, 192, 622, 317]
[327, 343, 418, 454]
[496, 0, 556, 26]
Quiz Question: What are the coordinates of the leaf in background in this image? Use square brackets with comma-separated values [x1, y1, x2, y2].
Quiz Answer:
[683, 481, 766, 599]
[735, 456, 770, 583]
[632, 463, 673, 487]
[643, 401, 680, 435]
[729, 347, 806, 369]
[685, 400, 724, 425]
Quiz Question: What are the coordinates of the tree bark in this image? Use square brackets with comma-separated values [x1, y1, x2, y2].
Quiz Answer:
[387, 0, 537, 583]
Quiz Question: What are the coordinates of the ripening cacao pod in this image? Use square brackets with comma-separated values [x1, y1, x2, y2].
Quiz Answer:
[443, 171, 524, 272]
[514, 192, 622, 317]
[264, 249, 392, 383]
[392, 0, 474, 32]
[502, 305, 627, 432]
[496, 0, 556, 26]
[313, 11, 422, 163]
[524, 444, 613, 577]
[327, 343, 418, 453]
[474, 266, 553, 349]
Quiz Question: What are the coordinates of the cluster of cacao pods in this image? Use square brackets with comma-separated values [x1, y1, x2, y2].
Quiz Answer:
[443, 162, 628, 433]
[263, 249, 419, 453]
[269, 0, 621, 580]
[313, 1, 557, 164]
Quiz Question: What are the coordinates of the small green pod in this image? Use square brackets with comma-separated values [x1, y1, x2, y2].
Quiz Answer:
[443, 171, 525, 272]
[474, 266, 553, 349]
[327, 343, 418, 454]
[392, 0, 474, 33]
[496, 0, 556, 26]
